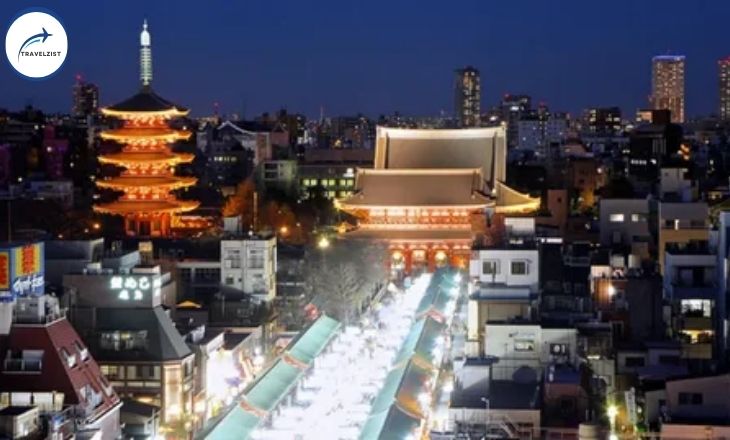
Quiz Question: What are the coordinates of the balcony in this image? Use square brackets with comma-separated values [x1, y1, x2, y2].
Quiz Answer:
[471, 283, 534, 302]
[3, 357, 42, 373]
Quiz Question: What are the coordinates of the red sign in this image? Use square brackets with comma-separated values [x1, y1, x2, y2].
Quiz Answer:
[0, 253, 8, 290]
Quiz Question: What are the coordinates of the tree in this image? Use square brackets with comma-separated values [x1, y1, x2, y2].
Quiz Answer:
[222, 178, 256, 229]
[302, 240, 387, 324]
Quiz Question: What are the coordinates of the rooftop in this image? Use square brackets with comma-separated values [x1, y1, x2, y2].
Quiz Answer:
[104, 87, 188, 114]
[451, 378, 541, 410]
[0, 406, 36, 416]
[340, 168, 490, 208]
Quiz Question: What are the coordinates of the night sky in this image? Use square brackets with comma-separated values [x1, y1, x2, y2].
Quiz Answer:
[1, 0, 729, 119]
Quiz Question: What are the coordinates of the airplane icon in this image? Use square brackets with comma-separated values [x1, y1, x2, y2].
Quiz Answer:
[18, 27, 53, 60]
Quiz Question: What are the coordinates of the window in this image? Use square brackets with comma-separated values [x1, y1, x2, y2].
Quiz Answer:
[74, 341, 89, 362]
[248, 249, 265, 269]
[514, 340, 535, 352]
[609, 213, 625, 223]
[127, 365, 137, 380]
[678, 392, 703, 405]
[482, 260, 499, 276]
[511, 261, 527, 275]
[681, 299, 712, 317]
[624, 356, 645, 367]
[658, 355, 680, 365]
[60, 348, 77, 368]
[100, 331, 148, 351]
[101, 365, 123, 380]
[631, 213, 647, 222]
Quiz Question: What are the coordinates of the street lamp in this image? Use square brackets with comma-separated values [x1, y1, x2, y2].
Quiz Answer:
[607, 403, 619, 434]
[318, 236, 330, 249]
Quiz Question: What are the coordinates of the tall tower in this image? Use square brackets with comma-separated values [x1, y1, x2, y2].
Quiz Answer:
[454, 66, 481, 127]
[719, 57, 730, 120]
[94, 20, 199, 237]
[650, 55, 685, 123]
[140, 19, 152, 87]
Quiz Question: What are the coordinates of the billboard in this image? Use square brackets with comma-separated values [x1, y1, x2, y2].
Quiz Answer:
[0, 243, 45, 301]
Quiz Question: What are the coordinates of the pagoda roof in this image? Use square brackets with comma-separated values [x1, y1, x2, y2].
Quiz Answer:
[339, 168, 490, 209]
[94, 199, 199, 215]
[98, 151, 195, 166]
[100, 127, 191, 142]
[103, 87, 188, 116]
[96, 176, 197, 190]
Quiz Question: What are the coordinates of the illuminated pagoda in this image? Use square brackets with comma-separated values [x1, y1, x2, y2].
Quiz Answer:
[94, 20, 199, 236]
[338, 126, 540, 271]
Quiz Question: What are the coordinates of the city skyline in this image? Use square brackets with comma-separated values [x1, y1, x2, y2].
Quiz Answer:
[1, 0, 730, 118]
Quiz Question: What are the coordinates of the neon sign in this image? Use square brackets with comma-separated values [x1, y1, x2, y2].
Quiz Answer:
[110, 275, 161, 301]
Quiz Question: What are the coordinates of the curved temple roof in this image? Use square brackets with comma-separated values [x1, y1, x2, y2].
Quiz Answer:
[95, 176, 197, 191]
[339, 168, 490, 209]
[98, 151, 195, 166]
[102, 87, 188, 118]
[94, 199, 199, 215]
[100, 127, 191, 142]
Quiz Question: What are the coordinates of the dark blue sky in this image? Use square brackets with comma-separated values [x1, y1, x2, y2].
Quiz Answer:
[1, 0, 729, 119]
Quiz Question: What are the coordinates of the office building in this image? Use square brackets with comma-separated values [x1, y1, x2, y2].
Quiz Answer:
[650, 55, 685, 123]
[454, 66, 481, 127]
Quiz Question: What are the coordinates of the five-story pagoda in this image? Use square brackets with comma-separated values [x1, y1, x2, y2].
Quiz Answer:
[94, 20, 199, 236]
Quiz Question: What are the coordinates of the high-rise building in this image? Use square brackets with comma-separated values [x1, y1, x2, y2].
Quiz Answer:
[719, 57, 730, 120]
[72, 75, 99, 118]
[454, 66, 481, 127]
[583, 107, 622, 135]
[500, 93, 531, 148]
[650, 55, 685, 123]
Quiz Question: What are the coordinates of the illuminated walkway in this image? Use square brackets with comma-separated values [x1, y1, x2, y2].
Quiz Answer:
[202, 270, 461, 440]
[251, 275, 434, 440]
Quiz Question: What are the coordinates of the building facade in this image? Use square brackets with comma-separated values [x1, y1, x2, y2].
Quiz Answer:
[650, 55, 685, 123]
[455, 66, 481, 127]
[719, 57, 730, 120]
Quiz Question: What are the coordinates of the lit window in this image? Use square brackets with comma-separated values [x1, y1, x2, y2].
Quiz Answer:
[631, 213, 646, 222]
[609, 214, 624, 223]
[514, 340, 535, 352]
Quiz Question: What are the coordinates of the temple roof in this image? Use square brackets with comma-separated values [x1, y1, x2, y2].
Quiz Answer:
[100, 127, 191, 142]
[98, 151, 195, 166]
[96, 176, 197, 190]
[94, 199, 199, 215]
[103, 87, 188, 115]
[374, 126, 506, 185]
[339, 168, 490, 209]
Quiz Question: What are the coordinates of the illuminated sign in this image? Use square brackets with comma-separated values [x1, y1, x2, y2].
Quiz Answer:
[0, 252, 8, 290]
[14, 244, 41, 278]
[110, 275, 161, 301]
[0, 243, 44, 298]
[12, 273, 44, 296]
